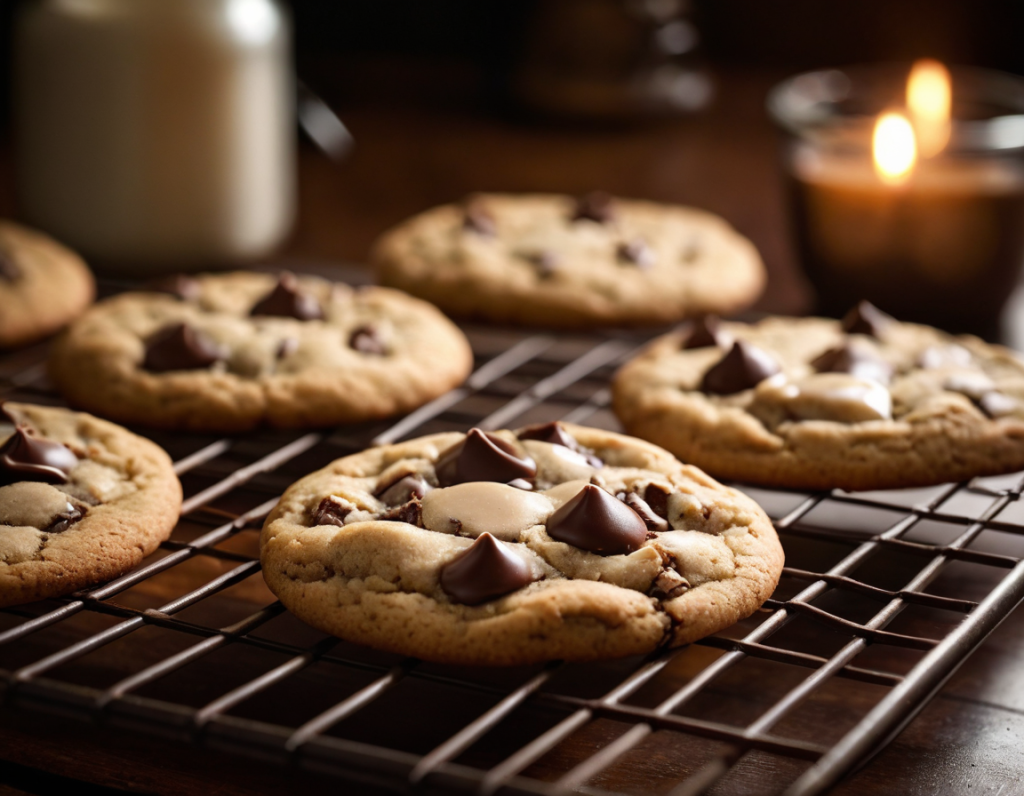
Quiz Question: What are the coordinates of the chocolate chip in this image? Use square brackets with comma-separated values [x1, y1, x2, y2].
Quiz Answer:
[701, 340, 780, 395]
[0, 427, 78, 486]
[436, 429, 537, 487]
[811, 343, 892, 383]
[46, 501, 84, 533]
[524, 250, 559, 278]
[616, 238, 655, 269]
[979, 391, 1017, 418]
[0, 250, 22, 282]
[572, 191, 616, 224]
[376, 475, 430, 506]
[379, 498, 423, 526]
[517, 421, 579, 450]
[349, 325, 387, 355]
[841, 301, 893, 337]
[440, 532, 537, 606]
[312, 496, 351, 527]
[682, 316, 723, 350]
[277, 337, 299, 359]
[643, 483, 670, 519]
[623, 492, 668, 533]
[547, 484, 648, 556]
[251, 273, 323, 320]
[143, 323, 224, 372]
[149, 274, 201, 301]
[463, 199, 497, 236]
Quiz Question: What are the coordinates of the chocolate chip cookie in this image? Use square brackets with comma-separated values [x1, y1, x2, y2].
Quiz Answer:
[371, 193, 765, 328]
[613, 303, 1024, 490]
[48, 271, 474, 432]
[0, 220, 95, 348]
[260, 422, 783, 665]
[0, 402, 181, 607]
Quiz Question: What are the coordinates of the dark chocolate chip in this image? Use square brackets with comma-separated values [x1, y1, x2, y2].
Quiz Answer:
[379, 498, 423, 526]
[841, 301, 893, 337]
[524, 250, 559, 278]
[463, 199, 497, 236]
[349, 325, 388, 355]
[643, 483, 670, 519]
[517, 421, 579, 450]
[312, 496, 351, 527]
[0, 427, 78, 486]
[547, 484, 648, 556]
[149, 274, 201, 301]
[436, 429, 537, 487]
[506, 478, 534, 491]
[376, 475, 431, 506]
[701, 340, 780, 395]
[572, 191, 617, 224]
[623, 492, 668, 533]
[0, 250, 22, 282]
[682, 316, 723, 350]
[250, 273, 323, 320]
[616, 238, 655, 269]
[143, 323, 224, 372]
[46, 501, 84, 533]
[439, 532, 536, 606]
[811, 343, 892, 383]
[277, 337, 299, 359]
[979, 391, 1017, 418]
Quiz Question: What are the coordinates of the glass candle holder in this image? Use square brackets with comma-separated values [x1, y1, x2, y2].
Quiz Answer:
[769, 64, 1024, 340]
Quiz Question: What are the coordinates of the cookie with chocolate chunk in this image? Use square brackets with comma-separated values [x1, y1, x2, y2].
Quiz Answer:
[48, 271, 473, 432]
[612, 304, 1024, 490]
[371, 193, 765, 328]
[0, 402, 181, 607]
[260, 422, 782, 665]
[0, 220, 95, 347]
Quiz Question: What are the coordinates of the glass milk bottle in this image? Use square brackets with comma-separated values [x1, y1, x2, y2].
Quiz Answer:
[14, 0, 295, 269]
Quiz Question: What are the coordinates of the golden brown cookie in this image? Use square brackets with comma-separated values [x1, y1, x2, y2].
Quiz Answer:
[0, 402, 182, 607]
[260, 423, 783, 665]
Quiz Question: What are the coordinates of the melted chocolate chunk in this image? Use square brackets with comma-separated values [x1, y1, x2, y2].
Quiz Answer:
[623, 492, 668, 533]
[149, 274, 201, 301]
[349, 325, 387, 355]
[0, 250, 22, 282]
[250, 273, 323, 320]
[463, 199, 497, 236]
[436, 429, 537, 487]
[811, 343, 892, 383]
[379, 499, 423, 526]
[616, 238, 655, 269]
[979, 391, 1017, 418]
[439, 532, 536, 606]
[376, 475, 430, 506]
[47, 502, 84, 533]
[525, 250, 559, 278]
[547, 484, 647, 556]
[643, 483, 670, 519]
[143, 323, 224, 372]
[682, 316, 723, 350]
[841, 301, 892, 337]
[312, 496, 351, 527]
[0, 427, 78, 485]
[572, 191, 616, 224]
[700, 340, 780, 395]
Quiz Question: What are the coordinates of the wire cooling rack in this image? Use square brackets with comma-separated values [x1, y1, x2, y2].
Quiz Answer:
[3, 298, 1024, 796]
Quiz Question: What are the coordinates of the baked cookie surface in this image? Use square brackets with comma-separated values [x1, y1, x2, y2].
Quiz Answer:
[0, 220, 95, 348]
[0, 402, 181, 607]
[260, 423, 783, 665]
[612, 305, 1024, 490]
[48, 271, 474, 432]
[372, 193, 765, 328]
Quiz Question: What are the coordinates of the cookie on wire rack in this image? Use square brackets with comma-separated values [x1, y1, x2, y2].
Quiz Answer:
[0, 402, 181, 608]
[260, 422, 783, 666]
[612, 303, 1024, 491]
[372, 192, 765, 328]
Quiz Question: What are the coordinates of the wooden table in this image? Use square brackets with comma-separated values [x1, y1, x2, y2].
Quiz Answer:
[1, 68, 1023, 795]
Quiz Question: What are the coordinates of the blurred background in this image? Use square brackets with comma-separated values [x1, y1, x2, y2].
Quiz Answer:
[1, 0, 1023, 317]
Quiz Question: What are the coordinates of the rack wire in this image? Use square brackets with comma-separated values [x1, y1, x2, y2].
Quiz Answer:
[2, 302, 1024, 796]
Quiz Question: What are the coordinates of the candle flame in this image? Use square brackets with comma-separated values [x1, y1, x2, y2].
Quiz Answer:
[873, 112, 917, 183]
[907, 59, 951, 157]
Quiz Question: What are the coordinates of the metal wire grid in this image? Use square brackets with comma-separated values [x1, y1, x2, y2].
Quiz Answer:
[1, 321, 1023, 796]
